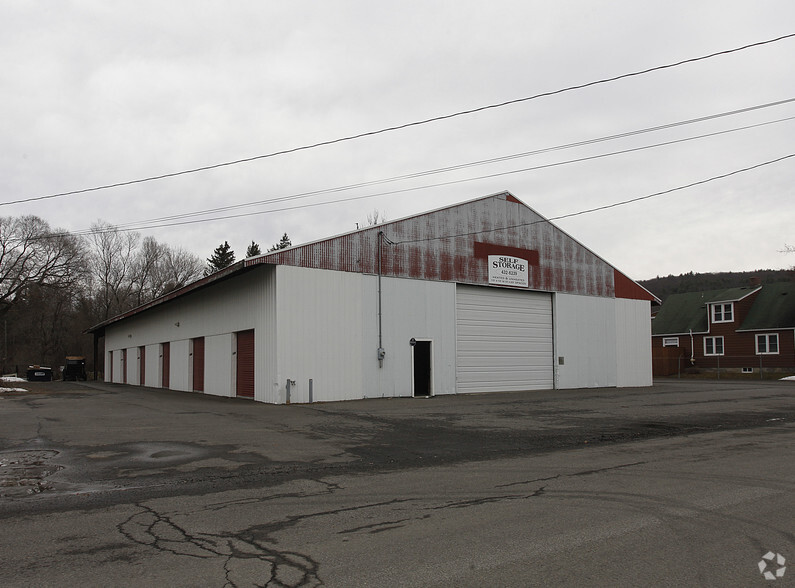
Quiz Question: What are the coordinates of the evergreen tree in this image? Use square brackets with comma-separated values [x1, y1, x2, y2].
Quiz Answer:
[268, 233, 292, 252]
[246, 241, 262, 257]
[205, 241, 235, 276]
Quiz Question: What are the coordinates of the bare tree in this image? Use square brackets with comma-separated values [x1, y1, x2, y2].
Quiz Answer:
[132, 236, 165, 306]
[0, 215, 86, 317]
[88, 221, 140, 320]
[88, 224, 205, 316]
[366, 209, 387, 226]
[155, 246, 204, 296]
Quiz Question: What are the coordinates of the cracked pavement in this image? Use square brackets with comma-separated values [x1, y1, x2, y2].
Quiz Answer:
[0, 379, 793, 586]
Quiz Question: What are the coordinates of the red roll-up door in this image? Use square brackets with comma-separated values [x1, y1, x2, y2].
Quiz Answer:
[192, 337, 205, 392]
[139, 346, 146, 386]
[161, 342, 170, 389]
[236, 330, 255, 398]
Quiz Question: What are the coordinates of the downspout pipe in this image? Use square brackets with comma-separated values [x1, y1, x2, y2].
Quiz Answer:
[377, 231, 385, 368]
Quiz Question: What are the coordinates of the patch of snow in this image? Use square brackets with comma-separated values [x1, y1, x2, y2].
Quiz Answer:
[1, 376, 27, 383]
[780, 376, 795, 381]
[0, 387, 28, 392]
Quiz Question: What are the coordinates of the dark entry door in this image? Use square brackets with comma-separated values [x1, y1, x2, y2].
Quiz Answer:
[139, 346, 146, 385]
[413, 340, 432, 397]
[236, 330, 255, 398]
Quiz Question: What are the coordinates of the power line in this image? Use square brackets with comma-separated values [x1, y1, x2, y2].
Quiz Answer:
[96, 97, 795, 229]
[65, 112, 795, 237]
[389, 153, 795, 245]
[5, 32, 794, 208]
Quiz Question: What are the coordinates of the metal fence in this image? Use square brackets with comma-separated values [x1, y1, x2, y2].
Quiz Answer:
[653, 349, 793, 379]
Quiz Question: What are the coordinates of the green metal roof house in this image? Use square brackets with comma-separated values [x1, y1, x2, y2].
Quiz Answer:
[651, 281, 795, 375]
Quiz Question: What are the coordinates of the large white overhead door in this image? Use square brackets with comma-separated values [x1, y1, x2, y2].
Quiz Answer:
[456, 285, 553, 393]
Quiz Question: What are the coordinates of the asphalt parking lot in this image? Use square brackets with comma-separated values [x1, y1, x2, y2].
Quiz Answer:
[1, 378, 793, 586]
[1, 378, 793, 508]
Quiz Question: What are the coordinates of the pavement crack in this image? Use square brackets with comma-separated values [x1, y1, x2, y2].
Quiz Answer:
[430, 489, 546, 510]
[496, 474, 560, 488]
[570, 461, 647, 477]
[495, 461, 647, 490]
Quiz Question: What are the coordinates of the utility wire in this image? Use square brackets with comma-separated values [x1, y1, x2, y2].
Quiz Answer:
[390, 153, 795, 245]
[63, 98, 795, 232]
[63, 113, 795, 237]
[5, 32, 794, 208]
[90, 97, 795, 229]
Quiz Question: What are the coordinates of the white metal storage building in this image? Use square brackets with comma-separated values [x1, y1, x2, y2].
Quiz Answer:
[88, 192, 657, 403]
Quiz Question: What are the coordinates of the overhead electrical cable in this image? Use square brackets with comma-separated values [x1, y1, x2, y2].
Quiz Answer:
[5, 32, 794, 208]
[63, 113, 795, 237]
[86, 97, 795, 230]
[389, 153, 795, 245]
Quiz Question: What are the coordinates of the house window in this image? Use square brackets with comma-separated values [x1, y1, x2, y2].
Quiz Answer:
[704, 336, 724, 356]
[742, 367, 754, 374]
[662, 337, 679, 347]
[712, 303, 733, 323]
[756, 333, 779, 355]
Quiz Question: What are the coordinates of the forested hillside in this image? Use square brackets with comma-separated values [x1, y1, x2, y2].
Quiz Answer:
[638, 269, 794, 304]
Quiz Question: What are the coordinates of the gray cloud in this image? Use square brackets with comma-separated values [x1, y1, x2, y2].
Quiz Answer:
[2, 1, 793, 279]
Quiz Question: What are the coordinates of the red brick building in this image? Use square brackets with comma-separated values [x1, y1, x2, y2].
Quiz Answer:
[651, 282, 795, 375]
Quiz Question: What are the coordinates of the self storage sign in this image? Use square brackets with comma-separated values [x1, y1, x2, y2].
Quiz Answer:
[488, 255, 529, 287]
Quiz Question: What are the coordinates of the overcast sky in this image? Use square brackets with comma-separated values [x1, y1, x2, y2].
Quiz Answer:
[2, 1, 794, 281]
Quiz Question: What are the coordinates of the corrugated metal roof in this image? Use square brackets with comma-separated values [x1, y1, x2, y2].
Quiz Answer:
[249, 191, 656, 301]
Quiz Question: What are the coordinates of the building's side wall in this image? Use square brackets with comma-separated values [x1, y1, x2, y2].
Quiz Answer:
[144, 344, 161, 387]
[554, 293, 618, 389]
[104, 266, 277, 398]
[369, 275, 456, 398]
[273, 265, 456, 403]
[169, 339, 190, 392]
[615, 298, 653, 387]
[108, 350, 122, 383]
[128, 347, 140, 386]
[203, 334, 234, 397]
[273, 265, 365, 403]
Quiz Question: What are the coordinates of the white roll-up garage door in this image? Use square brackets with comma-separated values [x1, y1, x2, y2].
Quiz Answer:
[456, 284, 553, 393]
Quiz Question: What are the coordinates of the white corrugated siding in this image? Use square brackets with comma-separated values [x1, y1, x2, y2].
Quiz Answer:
[363, 274, 457, 399]
[274, 265, 456, 402]
[144, 344, 160, 387]
[104, 266, 277, 399]
[274, 265, 365, 403]
[455, 284, 553, 393]
[203, 334, 234, 397]
[615, 298, 652, 387]
[553, 294, 651, 388]
[553, 293, 618, 389]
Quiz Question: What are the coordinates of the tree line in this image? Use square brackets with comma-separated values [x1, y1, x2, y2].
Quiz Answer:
[637, 268, 794, 304]
[0, 214, 289, 376]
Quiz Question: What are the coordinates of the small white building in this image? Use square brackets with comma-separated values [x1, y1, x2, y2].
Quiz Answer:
[88, 192, 657, 403]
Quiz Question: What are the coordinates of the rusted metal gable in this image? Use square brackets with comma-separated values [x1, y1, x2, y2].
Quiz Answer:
[248, 191, 653, 300]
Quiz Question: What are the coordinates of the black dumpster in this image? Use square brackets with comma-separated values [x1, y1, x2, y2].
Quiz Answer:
[63, 356, 87, 381]
[27, 366, 53, 381]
